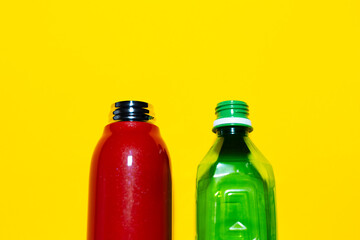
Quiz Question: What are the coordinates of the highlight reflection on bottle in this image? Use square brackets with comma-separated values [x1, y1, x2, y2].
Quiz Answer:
[196, 100, 276, 240]
[88, 101, 172, 240]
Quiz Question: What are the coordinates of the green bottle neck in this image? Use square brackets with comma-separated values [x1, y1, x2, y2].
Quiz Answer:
[215, 126, 251, 156]
[215, 126, 250, 138]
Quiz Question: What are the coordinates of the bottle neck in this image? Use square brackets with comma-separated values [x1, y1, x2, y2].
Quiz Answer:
[215, 126, 249, 138]
[215, 126, 251, 157]
[112, 100, 153, 122]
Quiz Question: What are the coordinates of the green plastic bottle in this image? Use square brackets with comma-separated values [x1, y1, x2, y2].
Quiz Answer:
[196, 100, 276, 240]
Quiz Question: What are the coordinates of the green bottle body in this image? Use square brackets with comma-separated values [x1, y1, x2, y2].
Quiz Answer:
[196, 127, 276, 240]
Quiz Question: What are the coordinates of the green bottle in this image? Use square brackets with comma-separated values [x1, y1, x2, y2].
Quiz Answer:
[196, 100, 276, 240]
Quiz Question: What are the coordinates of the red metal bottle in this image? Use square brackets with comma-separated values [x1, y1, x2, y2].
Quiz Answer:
[88, 101, 172, 240]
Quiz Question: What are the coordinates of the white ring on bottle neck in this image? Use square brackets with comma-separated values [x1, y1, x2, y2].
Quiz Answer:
[213, 117, 252, 128]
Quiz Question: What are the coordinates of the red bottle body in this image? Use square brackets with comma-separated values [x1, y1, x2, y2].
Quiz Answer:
[88, 121, 172, 240]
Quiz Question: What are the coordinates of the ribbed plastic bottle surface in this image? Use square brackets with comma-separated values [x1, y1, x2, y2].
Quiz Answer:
[196, 100, 276, 240]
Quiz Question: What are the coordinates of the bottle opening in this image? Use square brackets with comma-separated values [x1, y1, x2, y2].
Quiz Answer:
[113, 100, 154, 122]
[212, 100, 253, 132]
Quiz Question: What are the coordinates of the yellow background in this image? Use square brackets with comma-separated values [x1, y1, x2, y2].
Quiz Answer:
[1, 0, 360, 239]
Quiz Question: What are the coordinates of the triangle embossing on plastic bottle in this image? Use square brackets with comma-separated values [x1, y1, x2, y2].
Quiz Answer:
[229, 221, 247, 231]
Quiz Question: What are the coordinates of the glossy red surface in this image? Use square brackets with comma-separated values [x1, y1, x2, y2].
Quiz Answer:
[88, 121, 172, 240]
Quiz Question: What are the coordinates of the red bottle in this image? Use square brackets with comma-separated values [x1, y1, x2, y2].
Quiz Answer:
[88, 101, 172, 240]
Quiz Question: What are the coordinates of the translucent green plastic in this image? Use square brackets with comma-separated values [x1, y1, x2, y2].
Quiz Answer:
[196, 127, 276, 240]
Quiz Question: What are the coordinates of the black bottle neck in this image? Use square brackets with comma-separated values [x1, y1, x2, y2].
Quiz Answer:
[113, 100, 153, 122]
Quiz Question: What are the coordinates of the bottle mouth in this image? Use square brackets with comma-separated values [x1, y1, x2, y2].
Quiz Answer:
[212, 100, 253, 132]
[113, 100, 154, 122]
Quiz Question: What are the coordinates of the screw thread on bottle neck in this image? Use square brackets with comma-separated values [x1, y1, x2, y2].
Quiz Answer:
[112, 100, 153, 122]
